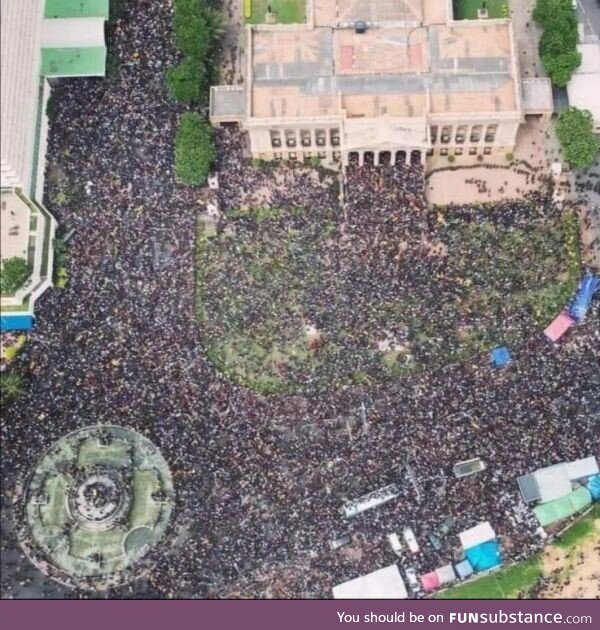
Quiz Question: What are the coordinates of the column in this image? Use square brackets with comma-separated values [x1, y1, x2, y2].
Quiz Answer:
[358, 152, 364, 166]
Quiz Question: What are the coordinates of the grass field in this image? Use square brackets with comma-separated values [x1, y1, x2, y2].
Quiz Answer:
[453, 0, 509, 20]
[437, 557, 542, 599]
[77, 438, 131, 468]
[246, 0, 306, 24]
[196, 206, 579, 394]
[129, 469, 161, 529]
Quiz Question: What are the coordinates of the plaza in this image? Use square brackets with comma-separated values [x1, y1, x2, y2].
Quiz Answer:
[19, 425, 174, 588]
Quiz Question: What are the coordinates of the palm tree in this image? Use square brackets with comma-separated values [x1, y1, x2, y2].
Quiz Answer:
[0, 371, 25, 404]
[204, 7, 227, 43]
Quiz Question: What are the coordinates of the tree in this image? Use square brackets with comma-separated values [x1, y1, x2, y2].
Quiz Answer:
[555, 107, 600, 169]
[204, 7, 228, 41]
[0, 257, 31, 294]
[542, 50, 582, 87]
[166, 57, 206, 103]
[0, 372, 26, 404]
[174, 13, 212, 59]
[175, 113, 216, 186]
[533, 0, 574, 27]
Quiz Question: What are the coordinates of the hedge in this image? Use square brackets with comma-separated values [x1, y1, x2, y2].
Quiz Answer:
[175, 113, 216, 186]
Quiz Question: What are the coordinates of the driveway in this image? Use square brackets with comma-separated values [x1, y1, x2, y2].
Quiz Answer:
[578, 0, 600, 41]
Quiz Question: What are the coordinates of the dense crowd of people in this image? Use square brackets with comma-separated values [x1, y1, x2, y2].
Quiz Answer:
[1, 0, 599, 599]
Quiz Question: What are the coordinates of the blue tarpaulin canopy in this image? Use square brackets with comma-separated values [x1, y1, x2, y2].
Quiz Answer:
[0, 315, 35, 332]
[586, 474, 600, 501]
[568, 272, 599, 322]
[454, 559, 474, 579]
[491, 346, 512, 368]
[465, 540, 503, 572]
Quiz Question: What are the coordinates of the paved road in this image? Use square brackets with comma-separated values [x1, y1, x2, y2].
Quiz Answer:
[578, 0, 600, 41]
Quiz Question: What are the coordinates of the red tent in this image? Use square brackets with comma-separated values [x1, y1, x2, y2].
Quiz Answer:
[544, 311, 575, 343]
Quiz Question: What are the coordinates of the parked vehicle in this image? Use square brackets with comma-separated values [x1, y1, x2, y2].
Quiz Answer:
[427, 531, 443, 551]
[388, 532, 403, 556]
[330, 534, 351, 550]
[404, 567, 420, 593]
[402, 527, 419, 553]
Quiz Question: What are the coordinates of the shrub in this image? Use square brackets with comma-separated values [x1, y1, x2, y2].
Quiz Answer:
[166, 57, 205, 103]
[175, 113, 216, 186]
[447, 154, 456, 163]
[0, 371, 25, 404]
[0, 257, 31, 294]
[556, 107, 600, 169]
[506, 152, 514, 161]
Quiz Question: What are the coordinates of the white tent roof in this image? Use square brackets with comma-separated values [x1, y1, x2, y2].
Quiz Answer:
[435, 564, 456, 585]
[533, 464, 572, 503]
[333, 564, 408, 599]
[459, 522, 496, 550]
[565, 457, 599, 481]
[41, 18, 105, 48]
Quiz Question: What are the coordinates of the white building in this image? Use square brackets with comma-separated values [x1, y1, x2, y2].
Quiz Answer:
[1, 0, 108, 331]
[210, 0, 553, 168]
[333, 564, 408, 599]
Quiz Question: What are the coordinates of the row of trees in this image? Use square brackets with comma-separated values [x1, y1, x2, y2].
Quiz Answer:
[168, 1, 222, 185]
[166, 0, 225, 103]
[534, 0, 581, 86]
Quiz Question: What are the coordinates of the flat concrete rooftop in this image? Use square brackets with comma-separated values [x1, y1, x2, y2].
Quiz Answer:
[1, 191, 30, 261]
[250, 20, 518, 119]
[313, 0, 425, 27]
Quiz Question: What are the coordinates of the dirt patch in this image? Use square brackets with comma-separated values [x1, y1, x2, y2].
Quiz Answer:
[540, 518, 600, 599]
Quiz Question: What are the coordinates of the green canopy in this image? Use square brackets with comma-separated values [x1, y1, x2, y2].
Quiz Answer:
[534, 487, 592, 527]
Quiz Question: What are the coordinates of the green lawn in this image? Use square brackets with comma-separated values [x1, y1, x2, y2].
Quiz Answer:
[437, 557, 543, 599]
[77, 438, 131, 469]
[246, 0, 306, 24]
[555, 504, 600, 549]
[196, 203, 579, 394]
[453, 0, 509, 20]
[129, 470, 161, 530]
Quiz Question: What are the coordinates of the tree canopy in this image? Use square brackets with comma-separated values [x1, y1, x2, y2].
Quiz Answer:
[166, 0, 224, 103]
[534, 0, 581, 86]
[175, 113, 216, 186]
[0, 257, 31, 294]
[555, 108, 600, 170]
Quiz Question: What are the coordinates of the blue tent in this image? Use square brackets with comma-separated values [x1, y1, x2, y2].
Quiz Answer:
[465, 540, 503, 572]
[586, 474, 600, 501]
[568, 272, 599, 322]
[454, 559, 474, 579]
[0, 314, 35, 332]
[491, 346, 512, 368]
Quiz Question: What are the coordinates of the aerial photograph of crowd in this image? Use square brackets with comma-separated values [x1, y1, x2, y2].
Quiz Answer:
[1, 0, 599, 601]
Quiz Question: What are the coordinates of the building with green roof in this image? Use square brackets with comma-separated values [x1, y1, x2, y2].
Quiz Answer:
[1, 0, 109, 331]
[44, 0, 109, 19]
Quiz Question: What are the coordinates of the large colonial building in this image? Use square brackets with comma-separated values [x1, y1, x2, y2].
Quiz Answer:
[1, 0, 108, 331]
[210, 0, 552, 167]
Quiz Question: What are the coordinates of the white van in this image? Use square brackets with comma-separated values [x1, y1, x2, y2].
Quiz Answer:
[402, 527, 420, 553]
[387, 532, 403, 556]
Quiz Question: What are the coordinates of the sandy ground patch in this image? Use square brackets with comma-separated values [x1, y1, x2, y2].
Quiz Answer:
[540, 518, 600, 599]
[426, 164, 541, 206]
